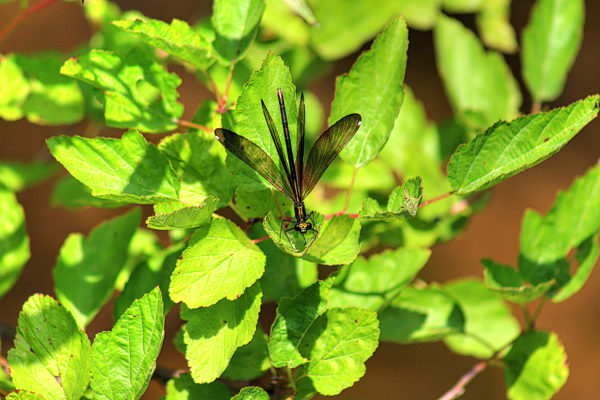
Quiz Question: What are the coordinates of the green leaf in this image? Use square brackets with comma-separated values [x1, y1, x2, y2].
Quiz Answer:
[304, 214, 361, 265]
[0, 189, 29, 299]
[448, 95, 600, 195]
[328, 247, 430, 310]
[53, 208, 141, 327]
[232, 387, 270, 400]
[551, 233, 599, 302]
[159, 129, 235, 207]
[434, 15, 521, 129]
[443, 278, 520, 358]
[504, 331, 568, 400]
[476, 0, 517, 53]
[225, 53, 297, 194]
[169, 218, 265, 308]
[181, 282, 262, 383]
[8, 294, 91, 400]
[483, 259, 554, 304]
[522, 0, 584, 102]
[11, 52, 85, 125]
[0, 54, 29, 121]
[251, 223, 317, 302]
[47, 130, 181, 203]
[91, 287, 164, 400]
[112, 18, 214, 70]
[233, 188, 292, 219]
[308, 0, 400, 60]
[442, 0, 483, 12]
[6, 391, 47, 400]
[147, 197, 219, 230]
[114, 245, 183, 319]
[60, 49, 183, 132]
[51, 176, 127, 209]
[280, 0, 317, 26]
[0, 160, 58, 192]
[395, 0, 440, 30]
[261, 0, 310, 46]
[164, 373, 231, 400]
[269, 277, 334, 368]
[359, 177, 423, 221]
[379, 285, 465, 343]
[520, 163, 600, 264]
[211, 0, 265, 64]
[263, 210, 325, 257]
[296, 307, 380, 396]
[331, 16, 408, 167]
[222, 327, 270, 380]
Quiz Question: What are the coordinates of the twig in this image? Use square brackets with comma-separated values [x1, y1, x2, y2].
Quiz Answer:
[0, 0, 59, 46]
[420, 191, 453, 208]
[175, 118, 212, 133]
[251, 235, 270, 244]
[531, 101, 541, 114]
[343, 166, 358, 212]
[199, 69, 222, 103]
[218, 63, 235, 113]
[438, 361, 488, 400]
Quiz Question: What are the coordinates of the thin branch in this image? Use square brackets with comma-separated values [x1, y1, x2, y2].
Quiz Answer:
[343, 166, 358, 213]
[521, 304, 532, 328]
[420, 191, 453, 208]
[324, 212, 359, 220]
[218, 63, 235, 113]
[175, 118, 212, 133]
[531, 101, 541, 114]
[199, 69, 222, 103]
[438, 361, 488, 400]
[531, 297, 547, 327]
[0, 0, 59, 46]
[251, 235, 270, 244]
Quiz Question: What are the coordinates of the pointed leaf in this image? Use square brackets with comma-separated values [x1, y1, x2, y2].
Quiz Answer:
[8, 295, 91, 400]
[269, 277, 334, 368]
[211, 0, 265, 64]
[443, 279, 520, 358]
[379, 285, 465, 343]
[164, 373, 231, 400]
[434, 15, 521, 129]
[332, 16, 408, 167]
[448, 95, 600, 195]
[47, 130, 181, 203]
[0, 189, 29, 299]
[303, 214, 361, 265]
[476, 1, 517, 53]
[522, 0, 584, 102]
[551, 233, 599, 302]
[60, 49, 183, 132]
[146, 197, 219, 230]
[91, 287, 164, 400]
[112, 18, 214, 70]
[53, 208, 141, 327]
[169, 218, 265, 308]
[329, 247, 430, 310]
[181, 282, 262, 383]
[296, 307, 379, 396]
[225, 53, 297, 194]
[504, 331, 568, 400]
[395, 0, 440, 30]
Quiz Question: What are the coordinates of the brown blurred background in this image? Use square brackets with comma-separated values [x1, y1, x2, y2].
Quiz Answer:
[0, 1, 599, 399]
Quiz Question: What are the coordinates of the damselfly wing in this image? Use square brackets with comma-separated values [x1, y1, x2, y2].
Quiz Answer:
[215, 89, 361, 244]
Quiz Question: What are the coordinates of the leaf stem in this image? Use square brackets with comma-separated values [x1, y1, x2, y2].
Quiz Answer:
[324, 212, 359, 220]
[420, 191, 453, 208]
[531, 297, 547, 327]
[251, 235, 270, 244]
[286, 367, 297, 392]
[521, 304, 532, 327]
[175, 118, 212, 133]
[438, 360, 488, 400]
[218, 62, 235, 113]
[343, 166, 358, 212]
[200, 69, 222, 103]
[0, 0, 59, 46]
[531, 101, 541, 114]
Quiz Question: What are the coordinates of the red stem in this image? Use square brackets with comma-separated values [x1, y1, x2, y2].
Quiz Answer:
[176, 118, 212, 133]
[419, 191, 453, 208]
[0, 0, 59, 46]
[324, 212, 359, 220]
[438, 361, 488, 400]
[251, 235, 270, 244]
